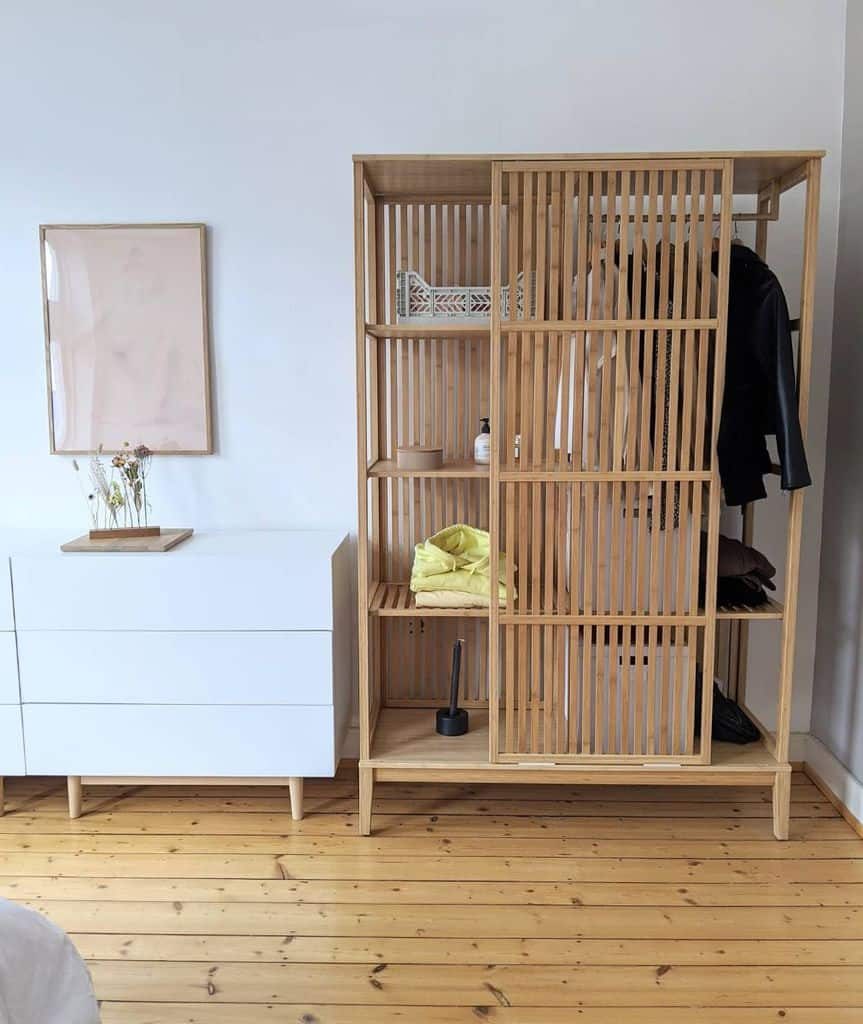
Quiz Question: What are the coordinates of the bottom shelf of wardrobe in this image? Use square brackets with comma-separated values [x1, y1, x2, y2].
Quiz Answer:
[364, 707, 786, 785]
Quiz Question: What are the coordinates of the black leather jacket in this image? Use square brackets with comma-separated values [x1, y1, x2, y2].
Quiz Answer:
[712, 244, 811, 506]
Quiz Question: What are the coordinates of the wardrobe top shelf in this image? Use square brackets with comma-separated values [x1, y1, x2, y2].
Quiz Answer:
[355, 151, 825, 200]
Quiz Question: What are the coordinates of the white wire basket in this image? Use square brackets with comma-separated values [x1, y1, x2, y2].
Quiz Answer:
[395, 270, 535, 323]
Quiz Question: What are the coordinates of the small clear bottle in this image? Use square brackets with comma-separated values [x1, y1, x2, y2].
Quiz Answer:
[474, 417, 491, 464]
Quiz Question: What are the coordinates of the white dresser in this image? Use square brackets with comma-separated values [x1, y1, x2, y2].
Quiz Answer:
[0, 559, 24, 787]
[7, 530, 353, 819]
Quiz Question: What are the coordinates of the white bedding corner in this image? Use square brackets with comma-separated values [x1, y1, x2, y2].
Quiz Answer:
[0, 898, 100, 1023]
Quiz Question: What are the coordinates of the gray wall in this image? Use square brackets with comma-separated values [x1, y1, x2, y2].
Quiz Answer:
[812, 0, 863, 779]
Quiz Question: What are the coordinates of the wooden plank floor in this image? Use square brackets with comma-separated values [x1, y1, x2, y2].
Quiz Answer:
[0, 766, 861, 1022]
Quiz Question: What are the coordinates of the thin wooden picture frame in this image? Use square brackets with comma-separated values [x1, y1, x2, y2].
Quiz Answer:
[39, 222, 214, 455]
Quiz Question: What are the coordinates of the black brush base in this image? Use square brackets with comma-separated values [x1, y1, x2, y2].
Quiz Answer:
[436, 707, 469, 736]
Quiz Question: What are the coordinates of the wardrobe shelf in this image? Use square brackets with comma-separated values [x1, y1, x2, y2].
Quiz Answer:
[368, 707, 491, 767]
[368, 459, 489, 479]
[367, 585, 784, 622]
[365, 323, 490, 339]
[369, 581, 490, 618]
[716, 598, 784, 620]
[364, 707, 781, 780]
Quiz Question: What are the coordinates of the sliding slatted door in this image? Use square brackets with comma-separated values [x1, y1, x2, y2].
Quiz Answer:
[489, 159, 733, 764]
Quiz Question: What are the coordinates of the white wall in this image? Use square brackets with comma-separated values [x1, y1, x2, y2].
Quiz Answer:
[0, 0, 847, 730]
[812, 0, 863, 780]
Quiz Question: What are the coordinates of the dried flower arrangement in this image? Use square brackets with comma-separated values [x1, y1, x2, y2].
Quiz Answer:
[72, 443, 158, 538]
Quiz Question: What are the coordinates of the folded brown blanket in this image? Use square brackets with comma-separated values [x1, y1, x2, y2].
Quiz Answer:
[715, 533, 776, 588]
[699, 532, 777, 606]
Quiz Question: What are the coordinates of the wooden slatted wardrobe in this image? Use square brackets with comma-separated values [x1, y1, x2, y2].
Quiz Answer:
[354, 152, 822, 839]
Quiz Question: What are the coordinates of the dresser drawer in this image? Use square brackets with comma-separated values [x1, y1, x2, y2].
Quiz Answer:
[11, 551, 336, 631]
[0, 632, 19, 704]
[18, 631, 332, 705]
[23, 705, 337, 776]
[0, 706, 24, 774]
[0, 560, 12, 631]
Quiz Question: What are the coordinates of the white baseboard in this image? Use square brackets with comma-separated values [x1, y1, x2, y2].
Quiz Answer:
[803, 734, 863, 834]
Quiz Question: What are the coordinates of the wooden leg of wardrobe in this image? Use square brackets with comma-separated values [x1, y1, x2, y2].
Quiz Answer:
[359, 766, 374, 836]
[288, 776, 304, 821]
[68, 776, 83, 820]
[772, 770, 791, 840]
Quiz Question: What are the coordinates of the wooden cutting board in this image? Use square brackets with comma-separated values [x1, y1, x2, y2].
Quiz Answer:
[61, 528, 194, 553]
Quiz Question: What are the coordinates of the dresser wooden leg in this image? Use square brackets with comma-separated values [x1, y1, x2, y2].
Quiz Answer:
[359, 766, 374, 836]
[68, 776, 83, 819]
[772, 770, 791, 840]
[288, 777, 304, 821]
[0, 778, 4, 816]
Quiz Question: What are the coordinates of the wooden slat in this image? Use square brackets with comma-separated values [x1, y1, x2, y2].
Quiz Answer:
[99, 1005, 863, 1024]
[775, 158, 820, 775]
[77, 933, 863, 965]
[14, 829, 844, 858]
[4, 810, 849, 838]
[354, 162, 374, 760]
[3, 876, 856, 906]
[2, 831, 856, 859]
[25, 794, 834, 818]
[698, 160, 735, 766]
[20, 898, 863, 938]
[278, 853, 863, 883]
[78, 961, 863, 1006]
[488, 164, 504, 762]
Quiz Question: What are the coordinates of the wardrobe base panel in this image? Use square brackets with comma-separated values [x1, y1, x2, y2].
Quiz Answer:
[366, 763, 789, 786]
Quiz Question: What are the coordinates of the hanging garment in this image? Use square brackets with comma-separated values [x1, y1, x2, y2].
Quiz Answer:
[622, 240, 707, 529]
[711, 244, 811, 506]
[410, 524, 512, 607]
[553, 252, 635, 468]
[636, 242, 715, 464]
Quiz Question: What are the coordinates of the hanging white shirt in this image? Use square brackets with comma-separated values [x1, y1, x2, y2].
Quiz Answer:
[554, 254, 635, 470]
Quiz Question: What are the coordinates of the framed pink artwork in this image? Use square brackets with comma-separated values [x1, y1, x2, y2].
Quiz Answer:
[40, 223, 213, 454]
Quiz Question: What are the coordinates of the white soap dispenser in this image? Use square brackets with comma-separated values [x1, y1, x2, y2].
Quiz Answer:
[474, 417, 491, 464]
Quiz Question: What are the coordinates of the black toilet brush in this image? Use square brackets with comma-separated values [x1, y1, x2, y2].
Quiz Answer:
[436, 638, 469, 736]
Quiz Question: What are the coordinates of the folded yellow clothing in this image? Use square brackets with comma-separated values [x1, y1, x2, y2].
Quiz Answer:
[414, 590, 504, 609]
[410, 523, 514, 602]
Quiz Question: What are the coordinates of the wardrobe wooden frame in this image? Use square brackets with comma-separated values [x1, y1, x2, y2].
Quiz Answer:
[354, 151, 823, 840]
